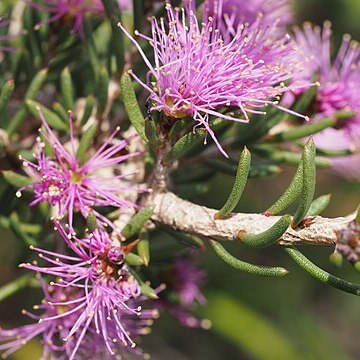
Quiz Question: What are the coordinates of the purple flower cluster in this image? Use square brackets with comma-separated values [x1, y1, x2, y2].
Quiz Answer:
[30, 0, 131, 36]
[0, 112, 157, 358]
[202, 0, 292, 36]
[292, 22, 360, 179]
[120, 2, 309, 157]
[0, 226, 158, 359]
[17, 111, 145, 232]
[159, 257, 210, 329]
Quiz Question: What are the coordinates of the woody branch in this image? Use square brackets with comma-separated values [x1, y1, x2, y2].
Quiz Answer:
[150, 191, 352, 246]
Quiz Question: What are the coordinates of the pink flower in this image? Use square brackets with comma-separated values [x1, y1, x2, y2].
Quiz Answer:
[202, 0, 292, 37]
[17, 111, 145, 231]
[20, 226, 158, 359]
[159, 257, 210, 329]
[120, 3, 309, 157]
[30, 0, 131, 37]
[0, 279, 92, 359]
[0, 276, 155, 359]
[293, 22, 360, 179]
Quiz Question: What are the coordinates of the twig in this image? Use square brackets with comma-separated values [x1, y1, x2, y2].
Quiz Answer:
[151, 192, 352, 246]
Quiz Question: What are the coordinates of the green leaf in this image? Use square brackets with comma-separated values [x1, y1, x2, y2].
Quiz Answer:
[7, 68, 48, 135]
[249, 164, 282, 178]
[121, 207, 153, 239]
[354, 261, 360, 273]
[209, 240, 288, 277]
[129, 269, 158, 299]
[285, 247, 360, 296]
[52, 102, 69, 123]
[145, 118, 162, 149]
[137, 231, 150, 266]
[132, 0, 144, 30]
[26, 68, 49, 101]
[101, 0, 125, 73]
[329, 252, 343, 268]
[2, 170, 32, 188]
[254, 146, 330, 168]
[0, 79, 15, 127]
[0, 216, 42, 235]
[7, 107, 27, 136]
[83, 18, 99, 77]
[9, 212, 37, 246]
[120, 73, 147, 142]
[139, 281, 158, 299]
[0, 274, 33, 303]
[291, 84, 318, 117]
[292, 138, 316, 227]
[306, 194, 331, 217]
[316, 147, 353, 157]
[26, 100, 69, 132]
[205, 293, 306, 360]
[169, 118, 192, 142]
[266, 161, 304, 215]
[164, 118, 227, 164]
[76, 123, 98, 163]
[125, 253, 144, 266]
[216, 147, 251, 219]
[86, 210, 98, 232]
[96, 65, 109, 117]
[271, 117, 336, 142]
[80, 95, 95, 126]
[60, 66, 75, 110]
[239, 215, 292, 248]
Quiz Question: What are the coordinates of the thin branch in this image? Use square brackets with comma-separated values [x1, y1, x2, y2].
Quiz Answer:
[151, 192, 352, 246]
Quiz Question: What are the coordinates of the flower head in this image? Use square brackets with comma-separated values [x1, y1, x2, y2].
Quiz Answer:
[17, 111, 145, 231]
[335, 220, 360, 263]
[293, 22, 360, 179]
[159, 257, 210, 329]
[120, 3, 309, 156]
[30, 0, 131, 37]
[21, 226, 158, 359]
[0, 279, 91, 359]
[202, 0, 292, 37]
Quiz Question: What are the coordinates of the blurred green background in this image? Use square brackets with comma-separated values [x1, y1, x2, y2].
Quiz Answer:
[1, 0, 360, 359]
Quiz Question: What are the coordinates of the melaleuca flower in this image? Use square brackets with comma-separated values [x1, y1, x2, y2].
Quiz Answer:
[30, 0, 131, 37]
[159, 257, 210, 329]
[120, 3, 309, 157]
[0, 276, 154, 359]
[17, 111, 145, 231]
[202, 0, 292, 37]
[335, 220, 360, 263]
[292, 22, 360, 179]
[21, 226, 158, 358]
[0, 278, 92, 359]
